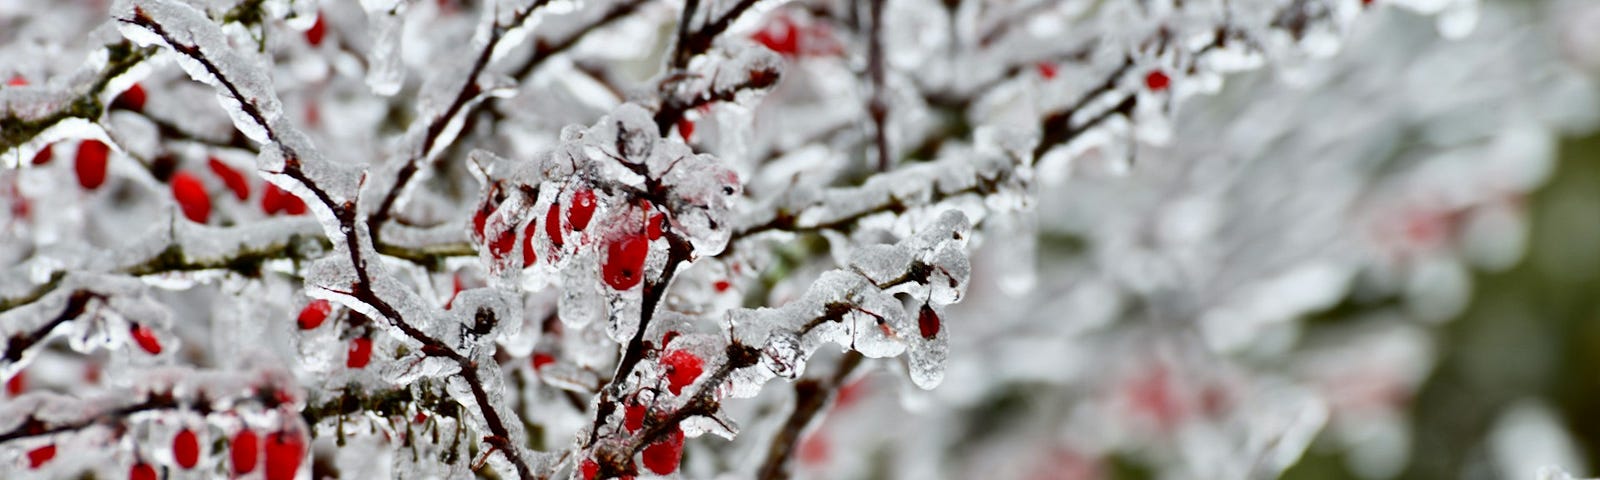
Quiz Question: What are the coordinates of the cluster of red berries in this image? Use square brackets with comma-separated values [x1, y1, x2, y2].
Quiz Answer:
[473, 186, 668, 294]
[576, 424, 686, 480]
[24, 81, 307, 224]
[28, 427, 302, 479]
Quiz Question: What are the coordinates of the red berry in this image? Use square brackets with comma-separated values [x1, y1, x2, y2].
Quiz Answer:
[207, 157, 250, 201]
[173, 428, 200, 468]
[6, 75, 25, 86]
[522, 221, 539, 268]
[297, 299, 332, 330]
[546, 204, 563, 248]
[799, 432, 829, 465]
[282, 192, 307, 215]
[27, 444, 54, 468]
[602, 234, 648, 291]
[112, 83, 147, 112]
[8, 191, 27, 221]
[6, 371, 23, 396]
[131, 324, 162, 355]
[489, 223, 516, 259]
[305, 101, 321, 128]
[261, 185, 282, 214]
[261, 184, 308, 216]
[752, 15, 799, 56]
[579, 459, 599, 480]
[75, 139, 110, 190]
[130, 463, 157, 480]
[531, 353, 555, 371]
[306, 14, 327, 47]
[30, 144, 52, 165]
[232, 429, 259, 474]
[647, 212, 666, 240]
[641, 426, 685, 475]
[917, 305, 940, 339]
[1037, 62, 1058, 80]
[713, 280, 731, 292]
[1145, 70, 1170, 91]
[569, 189, 597, 231]
[624, 403, 645, 432]
[264, 431, 304, 480]
[473, 204, 492, 241]
[677, 118, 695, 141]
[661, 331, 679, 348]
[835, 378, 869, 409]
[347, 337, 372, 369]
[662, 350, 703, 395]
[170, 172, 211, 223]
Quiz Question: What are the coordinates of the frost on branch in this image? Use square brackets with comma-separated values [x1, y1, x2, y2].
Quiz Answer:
[723, 210, 970, 392]
[577, 210, 970, 477]
[4, 0, 1599, 478]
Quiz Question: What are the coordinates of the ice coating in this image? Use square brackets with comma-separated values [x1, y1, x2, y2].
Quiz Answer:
[717, 210, 971, 397]
[113, 0, 284, 145]
[361, 0, 409, 96]
[7, 0, 1592, 478]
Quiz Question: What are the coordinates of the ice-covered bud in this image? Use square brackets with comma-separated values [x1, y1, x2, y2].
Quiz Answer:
[760, 331, 803, 379]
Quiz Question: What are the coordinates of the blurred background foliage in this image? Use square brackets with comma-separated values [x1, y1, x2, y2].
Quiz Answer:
[1283, 129, 1600, 479]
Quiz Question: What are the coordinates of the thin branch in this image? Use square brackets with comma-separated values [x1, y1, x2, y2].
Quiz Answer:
[121, 8, 535, 478]
[670, 0, 704, 71]
[380, 0, 649, 234]
[867, 0, 890, 171]
[727, 167, 1012, 247]
[593, 257, 939, 478]
[0, 225, 470, 317]
[669, 0, 768, 71]
[652, 62, 781, 135]
[368, 0, 553, 245]
[0, 0, 268, 154]
[508, 0, 649, 82]
[756, 352, 862, 479]
[129, 106, 259, 153]
[2, 290, 100, 364]
[0, 41, 155, 153]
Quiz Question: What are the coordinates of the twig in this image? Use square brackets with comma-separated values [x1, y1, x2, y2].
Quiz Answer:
[652, 62, 781, 135]
[120, 8, 535, 478]
[1, 290, 100, 364]
[669, 0, 767, 71]
[756, 352, 863, 479]
[369, 0, 553, 245]
[867, 0, 890, 171]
